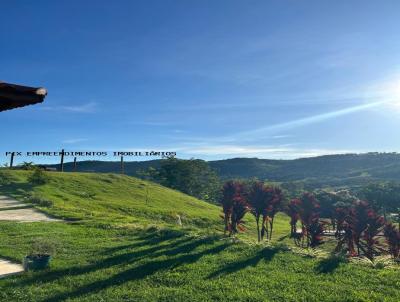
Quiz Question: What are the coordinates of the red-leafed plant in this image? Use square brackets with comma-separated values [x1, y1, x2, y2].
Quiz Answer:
[221, 181, 240, 234]
[336, 200, 385, 260]
[247, 181, 269, 242]
[231, 194, 249, 235]
[334, 204, 350, 239]
[247, 182, 283, 241]
[220, 181, 248, 236]
[363, 209, 385, 260]
[288, 198, 300, 237]
[266, 187, 283, 240]
[295, 192, 325, 248]
[383, 223, 400, 260]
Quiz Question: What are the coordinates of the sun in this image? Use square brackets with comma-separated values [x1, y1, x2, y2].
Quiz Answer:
[389, 81, 400, 109]
[378, 78, 400, 111]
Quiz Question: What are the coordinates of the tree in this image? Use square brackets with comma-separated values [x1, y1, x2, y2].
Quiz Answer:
[145, 157, 220, 202]
[314, 189, 356, 231]
[359, 182, 400, 222]
[20, 161, 35, 170]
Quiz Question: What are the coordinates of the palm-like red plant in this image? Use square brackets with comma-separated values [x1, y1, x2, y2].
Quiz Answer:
[231, 195, 249, 234]
[220, 181, 248, 236]
[296, 192, 324, 248]
[334, 204, 349, 239]
[336, 200, 385, 259]
[247, 181, 269, 242]
[288, 198, 300, 237]
[220, 181, 243, 234]
[266, 187, 283, 240]
[383, 223, 400, 260]
[247, 182, 283, 241]
[363, 209, 385, 260]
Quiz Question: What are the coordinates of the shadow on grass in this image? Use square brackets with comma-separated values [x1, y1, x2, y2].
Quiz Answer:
[315, 256, 346, 274]
[13, 232, 229, 302]
[99, 229, 187, 255]
[276, 234, 290, 242]
[14, 233, 194, 287]
[207, 246, 284, 279]
[41, 237, 229, 302]
[0, 182, 36, 200]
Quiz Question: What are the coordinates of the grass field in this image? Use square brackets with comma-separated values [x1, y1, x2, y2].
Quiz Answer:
[0, 170, 399, 301]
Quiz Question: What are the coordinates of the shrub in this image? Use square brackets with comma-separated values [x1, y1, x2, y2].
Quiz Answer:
[28, 167, 49, 185]
[0, 170, 14, 185]
[29, 238, 58, 257]
[27, 194, 53, 207]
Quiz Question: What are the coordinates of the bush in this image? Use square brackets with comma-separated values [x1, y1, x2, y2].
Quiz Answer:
[76, 191, 97, 199]
[0, 170, 14, 185]
[26, 194, 53, 207]
[28, 167, 49, 185]
[29, 238, 59, 257]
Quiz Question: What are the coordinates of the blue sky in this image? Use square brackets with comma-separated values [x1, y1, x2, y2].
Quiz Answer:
[2, 1, 400, 164]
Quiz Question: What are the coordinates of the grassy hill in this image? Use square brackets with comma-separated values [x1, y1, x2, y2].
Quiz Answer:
[0, 170, 399, 301]
[45, 153, 400, 189]
[0, 170, 221, 229]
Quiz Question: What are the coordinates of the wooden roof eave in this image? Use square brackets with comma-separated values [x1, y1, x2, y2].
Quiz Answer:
[0, 82, 47, 112]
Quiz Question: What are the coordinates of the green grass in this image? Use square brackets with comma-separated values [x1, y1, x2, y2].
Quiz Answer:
[0, 170, 399, 301]
[0, 170, 222, 228]
[0, 223, 399, 302]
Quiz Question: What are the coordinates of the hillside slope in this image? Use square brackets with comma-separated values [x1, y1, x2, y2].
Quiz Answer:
[0, 170, 221, 228]
[0, 170, 399, 301]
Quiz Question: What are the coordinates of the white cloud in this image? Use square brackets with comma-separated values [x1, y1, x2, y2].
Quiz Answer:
[174, 143, 357, 159]
[41, 102, 97, 113]
[62, 138, 88, 144]
[224, 101, 385, 142]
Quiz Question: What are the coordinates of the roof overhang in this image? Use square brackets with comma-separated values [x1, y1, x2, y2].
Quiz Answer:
[0, 82, 47, 112]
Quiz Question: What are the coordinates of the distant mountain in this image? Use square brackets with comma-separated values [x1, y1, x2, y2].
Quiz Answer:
[46, 153, 400, 188]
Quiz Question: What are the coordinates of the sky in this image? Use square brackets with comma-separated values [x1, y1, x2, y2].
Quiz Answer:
[2, 1, 400, 164]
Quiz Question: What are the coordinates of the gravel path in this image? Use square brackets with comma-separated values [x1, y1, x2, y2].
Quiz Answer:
[0, 260, 24, 278]
[0, 195, 60, 222]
